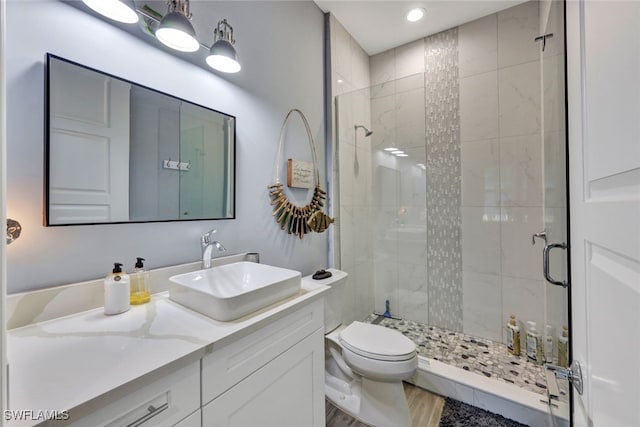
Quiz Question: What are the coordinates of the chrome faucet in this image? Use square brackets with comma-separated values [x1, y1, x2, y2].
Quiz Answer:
[201, 229, 226, 269]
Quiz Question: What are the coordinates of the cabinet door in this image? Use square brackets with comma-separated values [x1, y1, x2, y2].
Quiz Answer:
[201, 299, 323, 405]
[202, 328, 324, 427]
[174, 409, 201, 427]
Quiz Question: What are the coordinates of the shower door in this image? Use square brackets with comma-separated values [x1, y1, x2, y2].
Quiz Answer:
[540, 0, 570, 424]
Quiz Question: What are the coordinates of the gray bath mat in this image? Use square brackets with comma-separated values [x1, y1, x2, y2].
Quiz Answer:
[439, 398, 528, 427]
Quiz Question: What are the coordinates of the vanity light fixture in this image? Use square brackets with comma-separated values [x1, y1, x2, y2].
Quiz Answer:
[406, 8, 426, 22]
[384, 147, 399, 152]
[82, 0, 139, 24]
[206, 19, 241, 73]
[81, 0, 242, 72]
[391, 150, 405, 155]
[6, 218, 22, 245]
[156, 0, 200, 52]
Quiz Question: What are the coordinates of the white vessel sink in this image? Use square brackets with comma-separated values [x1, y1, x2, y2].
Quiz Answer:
[169, 262, 301, 321]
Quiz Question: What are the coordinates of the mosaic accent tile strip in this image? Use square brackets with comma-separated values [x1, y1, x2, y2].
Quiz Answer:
[424, 28, 463, 332]
[365, 315, 550, 396]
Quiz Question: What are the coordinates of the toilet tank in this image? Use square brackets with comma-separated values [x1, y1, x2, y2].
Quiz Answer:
[302, 269, 348, 333]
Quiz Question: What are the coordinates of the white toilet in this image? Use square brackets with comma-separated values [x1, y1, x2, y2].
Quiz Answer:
[303, 269, 418, 427]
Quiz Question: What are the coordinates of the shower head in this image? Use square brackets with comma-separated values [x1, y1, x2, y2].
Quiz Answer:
[354, 124, 373, 137]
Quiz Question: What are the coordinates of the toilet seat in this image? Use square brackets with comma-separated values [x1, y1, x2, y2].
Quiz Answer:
[339, 321, 416, 361]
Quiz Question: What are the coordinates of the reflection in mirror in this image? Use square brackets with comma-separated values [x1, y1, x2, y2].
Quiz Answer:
[46, 54, 235, 225]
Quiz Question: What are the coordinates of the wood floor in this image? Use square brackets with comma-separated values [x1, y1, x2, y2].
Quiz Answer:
[325, 382, 445, 427]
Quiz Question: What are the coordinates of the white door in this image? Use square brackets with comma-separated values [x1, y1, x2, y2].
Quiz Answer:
[567, 1, 640, 426]
[48, 57, 130, 224]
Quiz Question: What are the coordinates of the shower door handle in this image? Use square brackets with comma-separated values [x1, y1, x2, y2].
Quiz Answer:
[543, 242, 568, 288]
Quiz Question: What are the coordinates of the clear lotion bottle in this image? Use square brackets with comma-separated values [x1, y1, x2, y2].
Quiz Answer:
[104, 263, 130, 315]
[545, 325, 555, 363]
[557, 325, 569, 368]
[526, 321, 544, 365]
[130, 257, 151, 305]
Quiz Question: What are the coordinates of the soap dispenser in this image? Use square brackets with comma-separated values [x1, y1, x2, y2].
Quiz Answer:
[104, 263, 130, 315]
[130, 257, 150, 305]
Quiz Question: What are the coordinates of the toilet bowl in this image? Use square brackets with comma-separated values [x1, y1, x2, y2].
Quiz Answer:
[303, 270, 418, 427]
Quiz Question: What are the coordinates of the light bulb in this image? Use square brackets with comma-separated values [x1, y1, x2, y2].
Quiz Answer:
[406, 8, 425, 22]
[82, 0, 139, 24]
[206, 55, 241, 73]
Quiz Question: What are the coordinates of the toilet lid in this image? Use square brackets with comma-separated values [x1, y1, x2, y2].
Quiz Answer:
[339, 321, 416, 362]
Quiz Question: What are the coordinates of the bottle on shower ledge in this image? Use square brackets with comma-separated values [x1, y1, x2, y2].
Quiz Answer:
[557, 325, 569, 368]
[545, 325, 555, 364]
[506, 314, 521, 356]
[526, 321, 544, 365]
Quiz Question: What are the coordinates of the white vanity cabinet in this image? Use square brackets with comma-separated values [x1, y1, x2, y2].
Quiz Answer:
[7, 280, 328, 427]
[201, 298, 325, 427]
[67, 298, 325, 427]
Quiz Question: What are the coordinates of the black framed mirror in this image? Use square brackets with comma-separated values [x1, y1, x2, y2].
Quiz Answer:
[45, 54, 235, 226]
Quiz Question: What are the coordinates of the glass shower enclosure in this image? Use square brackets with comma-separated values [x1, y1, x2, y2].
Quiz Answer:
[334, 0, 569, 421]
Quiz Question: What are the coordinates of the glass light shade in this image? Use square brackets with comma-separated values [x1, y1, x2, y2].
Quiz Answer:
[156, 12, 200, 52]
[82, 0, 139, 24]
[206, 40, 241, 73]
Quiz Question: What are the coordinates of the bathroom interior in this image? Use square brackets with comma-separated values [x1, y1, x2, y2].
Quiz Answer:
[0, 0, 587, 426]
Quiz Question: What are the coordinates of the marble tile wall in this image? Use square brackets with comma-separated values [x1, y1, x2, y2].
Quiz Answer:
[424, 29, 463, 332]
[369, 73, 428, 323]
[329, 15, 374, 325]
[542, 0, 569, 351]
[459, 0, 549, 343]
[365, 0, 559, 345]
[334, 0, 566, 349]
[369, 29, 464, 331]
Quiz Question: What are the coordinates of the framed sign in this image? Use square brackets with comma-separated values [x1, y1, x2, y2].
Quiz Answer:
[287, 158, 314, 189]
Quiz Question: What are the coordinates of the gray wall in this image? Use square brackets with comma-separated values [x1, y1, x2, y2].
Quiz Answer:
[6, 0, 327, 293]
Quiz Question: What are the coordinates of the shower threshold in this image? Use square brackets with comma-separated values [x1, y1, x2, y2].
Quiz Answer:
[364, 315, 570, 426]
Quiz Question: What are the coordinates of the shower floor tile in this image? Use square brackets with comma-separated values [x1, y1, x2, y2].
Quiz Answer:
[364, 315, 548, 396]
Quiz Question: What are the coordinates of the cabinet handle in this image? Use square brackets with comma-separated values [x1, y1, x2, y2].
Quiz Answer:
[107, 392, 170, 427]
[126, 402, 168, 427]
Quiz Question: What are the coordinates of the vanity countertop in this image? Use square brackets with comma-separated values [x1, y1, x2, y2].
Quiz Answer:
[6, 282, 328, 423]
